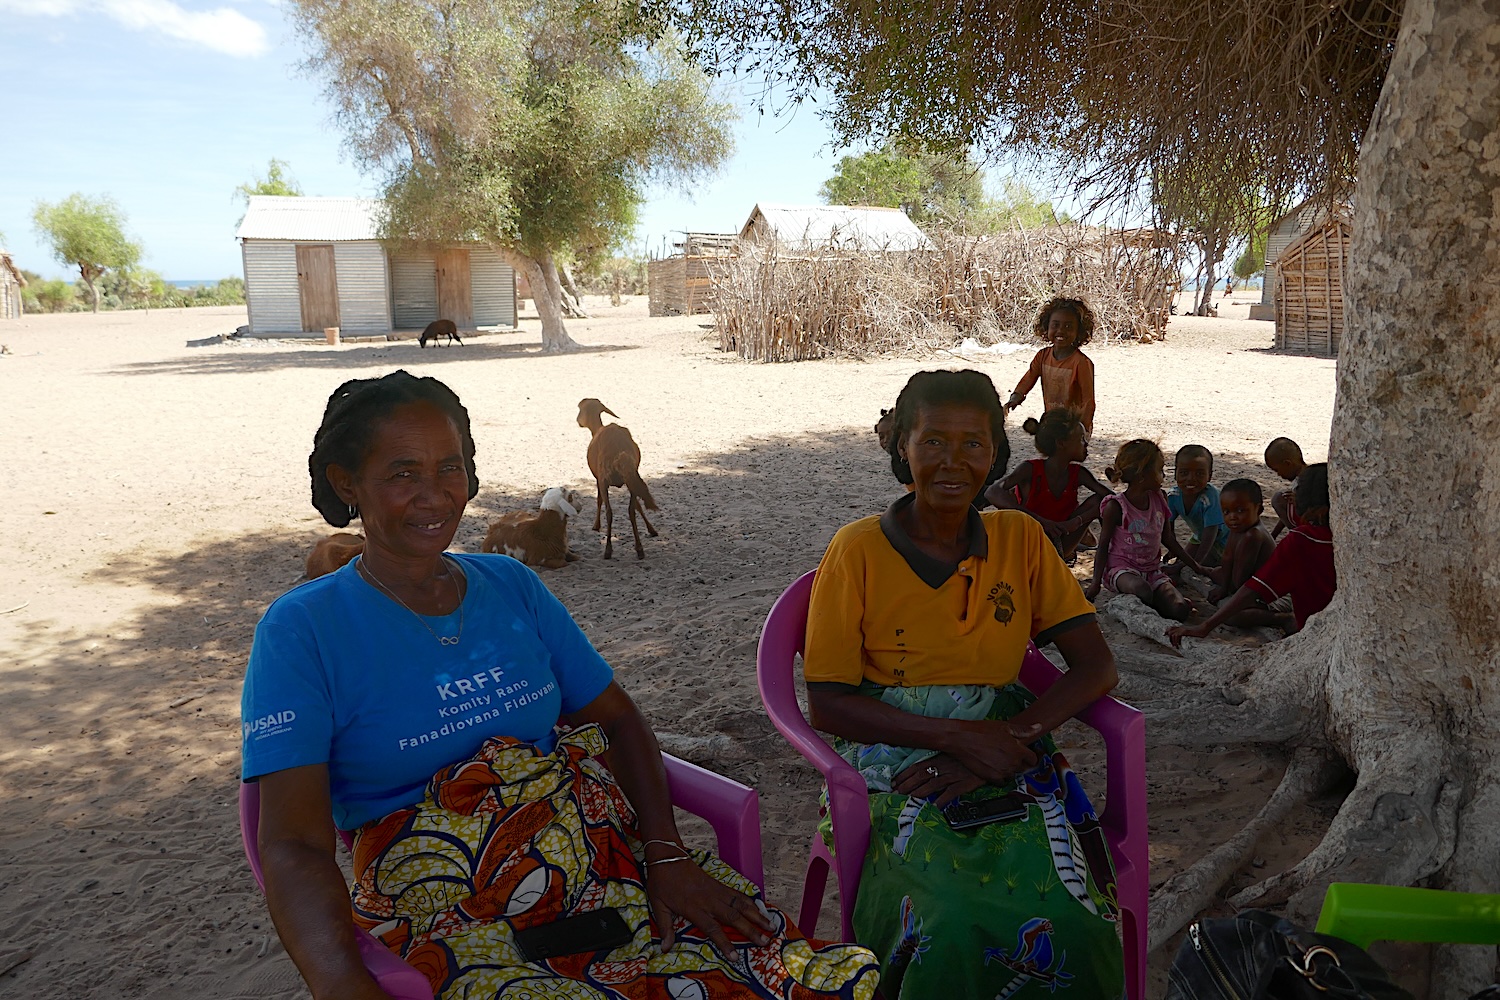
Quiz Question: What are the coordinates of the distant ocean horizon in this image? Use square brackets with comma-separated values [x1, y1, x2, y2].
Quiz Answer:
[167, 279, 230, 289]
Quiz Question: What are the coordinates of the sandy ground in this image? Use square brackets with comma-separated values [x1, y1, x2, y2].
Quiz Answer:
[0, 290, 1338, 998]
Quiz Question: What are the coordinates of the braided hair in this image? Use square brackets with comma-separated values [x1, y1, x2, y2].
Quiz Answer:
[886, 369, 1010, 486]
[1021, 408, 1083, 457]
[308, 370, 479, 527]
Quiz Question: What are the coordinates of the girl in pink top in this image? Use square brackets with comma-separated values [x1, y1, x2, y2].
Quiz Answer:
[1086, 439, 1204, 620]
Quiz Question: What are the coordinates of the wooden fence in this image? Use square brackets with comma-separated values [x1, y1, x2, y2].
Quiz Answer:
[1274, 218, 1351, 356]
[647, 255, 719, 316]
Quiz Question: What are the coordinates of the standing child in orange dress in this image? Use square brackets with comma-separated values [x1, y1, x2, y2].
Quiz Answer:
[1004, 297, 1097, 438]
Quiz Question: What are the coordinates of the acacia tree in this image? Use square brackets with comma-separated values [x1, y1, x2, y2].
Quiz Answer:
[820, 143, 986, 224]
[288, 0, 733, 352]
[683, 0, 1500, 991]
[32, 194, 141, 313]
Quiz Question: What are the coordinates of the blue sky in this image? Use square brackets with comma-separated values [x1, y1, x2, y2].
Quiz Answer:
[0, 0, 1043, 281]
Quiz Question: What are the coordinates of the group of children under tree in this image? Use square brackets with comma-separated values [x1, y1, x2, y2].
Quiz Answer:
[981, 296, 1336, 643]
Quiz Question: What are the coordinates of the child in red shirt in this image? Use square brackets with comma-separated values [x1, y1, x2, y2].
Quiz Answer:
[1168, 464, 1334, 645]
[984, 408, 1112, 559]
[1005, 297, 1097, 438]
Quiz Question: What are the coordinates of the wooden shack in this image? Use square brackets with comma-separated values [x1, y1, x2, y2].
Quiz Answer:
[647, 233, 734, 317]
[1273, 217, 1351, 355]
[237, 196, 516, 337]
[0, 251, 24, 319]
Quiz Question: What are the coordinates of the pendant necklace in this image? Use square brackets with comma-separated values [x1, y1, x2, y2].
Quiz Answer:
[358, 556, 464, 646]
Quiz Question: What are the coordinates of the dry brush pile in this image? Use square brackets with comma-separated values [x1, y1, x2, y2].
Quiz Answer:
[711, 225, 1184, 362]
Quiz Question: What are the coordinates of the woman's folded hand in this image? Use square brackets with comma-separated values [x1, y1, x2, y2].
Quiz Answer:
[646, 858, 774, 955]
[892, 753, 984, 807]
[943, 720, 1041, 785]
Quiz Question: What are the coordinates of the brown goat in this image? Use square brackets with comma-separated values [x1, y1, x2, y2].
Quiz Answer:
[306, 532, 365, 579]
[576, 398, 658, 559]
[481, 487, 581, 569]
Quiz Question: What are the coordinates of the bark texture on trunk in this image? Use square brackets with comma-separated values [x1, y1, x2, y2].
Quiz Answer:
[1144, 0, 1500, 990]
[511, 252, 580, 353]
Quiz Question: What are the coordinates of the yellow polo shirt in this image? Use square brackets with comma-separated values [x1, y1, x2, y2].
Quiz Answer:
[803, 499, 1095, 688]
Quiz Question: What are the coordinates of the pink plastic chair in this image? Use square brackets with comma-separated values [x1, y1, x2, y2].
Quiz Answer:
[756, 569, 1149, 1000]
[240, 753, 764, 1000]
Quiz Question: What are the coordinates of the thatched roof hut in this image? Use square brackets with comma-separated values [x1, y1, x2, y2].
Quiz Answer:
[1273, 215, 1351, 356]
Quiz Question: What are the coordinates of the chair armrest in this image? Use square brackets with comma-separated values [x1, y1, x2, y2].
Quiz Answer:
[1019, 645, 1147, 854]
[662, 753, 765, 889]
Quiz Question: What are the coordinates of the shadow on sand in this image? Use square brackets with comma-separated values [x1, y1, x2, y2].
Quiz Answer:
[0, 423, 1307, 999]
[102, 337, 638, 378]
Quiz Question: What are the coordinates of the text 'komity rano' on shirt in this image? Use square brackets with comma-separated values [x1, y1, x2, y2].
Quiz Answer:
[240, 554, 613, 830]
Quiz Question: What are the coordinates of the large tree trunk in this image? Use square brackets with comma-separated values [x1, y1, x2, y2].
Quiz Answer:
[511, 252, 581, 353]
[1145, 0, 1500, 992]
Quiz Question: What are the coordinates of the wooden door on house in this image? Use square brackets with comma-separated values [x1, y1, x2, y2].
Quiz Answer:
[435, 249, 473, 329]
[296, 244, 340, 332]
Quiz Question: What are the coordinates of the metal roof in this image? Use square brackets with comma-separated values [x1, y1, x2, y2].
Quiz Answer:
[236, 196, 385, 242]
[739, 202, 935, 252]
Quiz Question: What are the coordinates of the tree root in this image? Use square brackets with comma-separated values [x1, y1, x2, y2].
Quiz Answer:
[1431, 779, 1500, 996]
[1229, 742, 1455, 921]
[1147, 748, 1340, 950]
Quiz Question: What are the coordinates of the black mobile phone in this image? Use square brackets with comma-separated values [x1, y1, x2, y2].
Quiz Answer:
[513, 908, 634, 962]
[942, 793, 1030, 830]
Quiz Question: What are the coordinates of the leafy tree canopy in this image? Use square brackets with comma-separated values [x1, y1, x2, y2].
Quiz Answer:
[821, 143, 1065, 230]
[288, 0, 735, 348]
[235, 159, 304, 203]
[32, 193, 142, 313]
[673, 0, 1397, 230]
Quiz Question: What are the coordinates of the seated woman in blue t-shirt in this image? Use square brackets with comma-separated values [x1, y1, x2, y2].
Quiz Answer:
[240, 371, 875, 1000]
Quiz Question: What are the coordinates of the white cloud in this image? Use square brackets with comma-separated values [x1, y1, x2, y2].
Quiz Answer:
[0, 0, 269, 57]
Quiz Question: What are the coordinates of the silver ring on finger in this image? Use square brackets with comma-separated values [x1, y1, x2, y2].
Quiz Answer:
[926, 765, 940, 777]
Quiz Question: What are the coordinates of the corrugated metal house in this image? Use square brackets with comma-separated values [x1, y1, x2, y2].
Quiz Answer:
[1249, 199, 1330, 319]
[0, 251, 24, 319]
[236, 196, 516, 337]
[738, 203, 935, 252]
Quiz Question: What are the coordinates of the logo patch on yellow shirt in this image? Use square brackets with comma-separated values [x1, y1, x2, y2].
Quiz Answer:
[988, 582, 1017, 624]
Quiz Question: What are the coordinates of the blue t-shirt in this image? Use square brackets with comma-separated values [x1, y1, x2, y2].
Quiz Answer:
[1167, 484, 1226, 556]
[240, 553, 614, 830]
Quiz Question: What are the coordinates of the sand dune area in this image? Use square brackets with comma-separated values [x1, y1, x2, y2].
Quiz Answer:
[0, 292, 1336, 997]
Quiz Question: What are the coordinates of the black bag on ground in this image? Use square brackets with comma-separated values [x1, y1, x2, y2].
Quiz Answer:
[1165, 909, 1415, 1000]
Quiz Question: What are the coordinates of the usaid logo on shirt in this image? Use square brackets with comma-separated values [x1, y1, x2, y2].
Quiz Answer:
[243, 710, 297, 742]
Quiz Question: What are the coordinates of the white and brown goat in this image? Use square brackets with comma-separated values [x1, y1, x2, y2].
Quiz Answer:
[576, 399, 658, 559]
[481, 487, 582, 569]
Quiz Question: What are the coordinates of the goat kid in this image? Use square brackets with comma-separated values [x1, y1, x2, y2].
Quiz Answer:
[576, 398, 658, 560]
[481, 487, 581, 569]
[306, 532, 365, 579]
[419, 319, 463, 348]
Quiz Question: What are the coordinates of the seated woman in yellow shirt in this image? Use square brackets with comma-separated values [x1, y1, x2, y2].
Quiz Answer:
[804, 369, 1125, 999]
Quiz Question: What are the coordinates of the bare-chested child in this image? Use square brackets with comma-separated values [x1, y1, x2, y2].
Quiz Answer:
[1204, 479, 1288, 628]
[1264, 437, 1308, 538]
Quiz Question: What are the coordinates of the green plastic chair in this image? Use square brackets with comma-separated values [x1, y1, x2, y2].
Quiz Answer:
[1316, 882, 1500, 949]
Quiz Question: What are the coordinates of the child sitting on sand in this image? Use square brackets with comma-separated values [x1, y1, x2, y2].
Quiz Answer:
[1166, 444, 1225, 569]
[1201, 479, 1289, 630]
[1264, 437, 1308, 538]
[985, 408, 1112, 559]
[1004, 297, 1097, 438]
[1168, 463, 1334, 645]
[1085, 439, 1203, 620]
